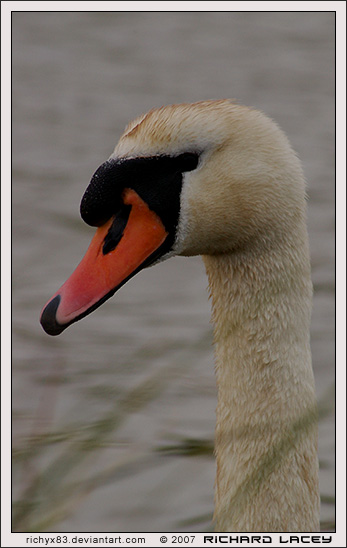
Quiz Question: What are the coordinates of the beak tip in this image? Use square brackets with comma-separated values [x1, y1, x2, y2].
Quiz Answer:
[40, 295, 66, 336]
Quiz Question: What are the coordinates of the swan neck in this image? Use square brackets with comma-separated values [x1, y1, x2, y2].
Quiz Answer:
[203, 240, 320, 532]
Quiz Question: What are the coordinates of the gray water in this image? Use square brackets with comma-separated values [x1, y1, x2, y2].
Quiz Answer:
[12, 12, 335, 532]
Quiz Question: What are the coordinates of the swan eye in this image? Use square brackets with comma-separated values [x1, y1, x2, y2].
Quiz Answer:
[175, 152, 200, 173]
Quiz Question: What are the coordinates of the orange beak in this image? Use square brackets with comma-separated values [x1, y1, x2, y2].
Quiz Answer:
[40, 188, 168, 335]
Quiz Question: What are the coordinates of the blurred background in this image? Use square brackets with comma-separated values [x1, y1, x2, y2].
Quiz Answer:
[12, 11, 335, 532]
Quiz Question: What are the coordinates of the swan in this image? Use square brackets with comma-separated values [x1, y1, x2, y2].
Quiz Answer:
[40, 99, 320, 532]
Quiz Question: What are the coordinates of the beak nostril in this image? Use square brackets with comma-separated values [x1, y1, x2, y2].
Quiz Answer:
[102, 204, 132, 255]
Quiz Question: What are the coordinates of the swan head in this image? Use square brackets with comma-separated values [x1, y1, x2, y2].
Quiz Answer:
[40, 99, 306, 335]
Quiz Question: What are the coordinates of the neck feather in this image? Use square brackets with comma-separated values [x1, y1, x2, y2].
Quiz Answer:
[203, 230, 320, 532]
